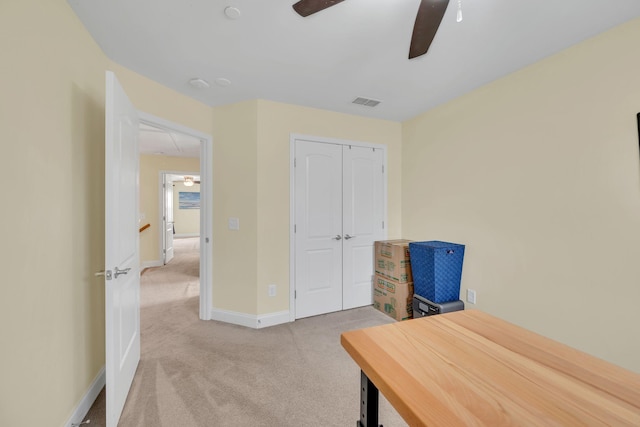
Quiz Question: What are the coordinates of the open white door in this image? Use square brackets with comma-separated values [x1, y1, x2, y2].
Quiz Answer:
[163, 174, 174, 264]
[104, 71, 140, 427]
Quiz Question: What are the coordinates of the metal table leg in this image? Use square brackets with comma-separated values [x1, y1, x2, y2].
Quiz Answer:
[358, 370, 382, 427]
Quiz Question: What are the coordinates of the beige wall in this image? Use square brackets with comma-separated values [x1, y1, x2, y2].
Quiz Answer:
[402, 18, 640, 372]
[211, 100, 259, 313]
[255, 100, 403, 314]
[174, 182, 201, 235]
[0, 1, 109, 425]
[139, 155, 200, 263]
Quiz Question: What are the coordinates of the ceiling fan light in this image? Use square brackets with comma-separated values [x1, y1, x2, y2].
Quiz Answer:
[456, 0, 463, 22]
[184, 176, 194, 187]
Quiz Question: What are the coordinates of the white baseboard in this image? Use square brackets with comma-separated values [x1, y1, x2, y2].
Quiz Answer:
[257, 310, 290, 328]
[65, 366, 105, 427]
[210, 308, 290, 329]
[141, 260, 163, 269]
[175, 233, 199, 238]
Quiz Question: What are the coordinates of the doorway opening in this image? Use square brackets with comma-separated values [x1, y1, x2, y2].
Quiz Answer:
[138, 112, 212, 320]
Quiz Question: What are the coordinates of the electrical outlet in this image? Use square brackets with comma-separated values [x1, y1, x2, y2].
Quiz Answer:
[467, 289, 477, 304]
[268, 284, 276, 297]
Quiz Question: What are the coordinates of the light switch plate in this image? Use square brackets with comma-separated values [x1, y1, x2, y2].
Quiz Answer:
[228, 217, 240, 230]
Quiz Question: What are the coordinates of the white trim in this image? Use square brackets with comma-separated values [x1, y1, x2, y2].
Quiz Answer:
[210, 308, 258, 328]
[141, 260, 163, 269]
[289, 138, 296, 322]
[289, 133, 388, 322]
[138, 111, 213, 321]
[65, 366, 105, 427]
[175, 233, 200, 238]
[257, 311, 290, 328]
[210, 309, 290, 329]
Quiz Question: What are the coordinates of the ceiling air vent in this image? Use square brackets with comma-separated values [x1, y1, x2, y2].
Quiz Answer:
[352, 97, 381, 107]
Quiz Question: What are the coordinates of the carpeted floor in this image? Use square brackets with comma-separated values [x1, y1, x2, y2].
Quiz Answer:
[83, 237, 407, 426]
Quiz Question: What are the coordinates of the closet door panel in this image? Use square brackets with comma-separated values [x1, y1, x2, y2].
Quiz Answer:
[294, 140, 343, 319]
[343, 146, 385, 309]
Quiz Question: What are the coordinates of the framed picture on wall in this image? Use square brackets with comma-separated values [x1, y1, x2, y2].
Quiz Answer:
[179, 192, 200, 209]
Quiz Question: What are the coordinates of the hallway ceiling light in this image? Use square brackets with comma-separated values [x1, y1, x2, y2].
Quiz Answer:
[184, 176, 195, 187]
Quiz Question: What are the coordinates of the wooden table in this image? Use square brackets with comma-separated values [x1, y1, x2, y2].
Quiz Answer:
[341, 310, 640, 426]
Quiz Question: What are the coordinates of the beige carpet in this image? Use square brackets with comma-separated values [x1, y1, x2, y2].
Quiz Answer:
[83, 237, 408, 426]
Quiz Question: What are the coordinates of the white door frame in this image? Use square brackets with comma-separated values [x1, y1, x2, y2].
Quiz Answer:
[139, 111, 213, 320]
[158, 171, 199, 260]
[162, 173, 175, 265]
[289, 133, 388, 321]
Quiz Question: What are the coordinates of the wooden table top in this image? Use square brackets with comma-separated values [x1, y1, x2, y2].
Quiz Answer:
[341, 310, 640, 426]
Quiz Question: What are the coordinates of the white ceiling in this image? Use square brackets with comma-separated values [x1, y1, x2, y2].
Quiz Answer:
[68, 0, 640, 122]
[139, 123, 201, 157]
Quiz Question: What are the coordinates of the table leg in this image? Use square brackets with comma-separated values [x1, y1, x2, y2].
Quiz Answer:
[358, 370, 382, 427]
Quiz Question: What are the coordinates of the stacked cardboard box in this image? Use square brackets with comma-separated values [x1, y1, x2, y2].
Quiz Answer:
[373, 240, 414, 321]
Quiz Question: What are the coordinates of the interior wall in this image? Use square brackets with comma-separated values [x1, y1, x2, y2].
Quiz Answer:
[402, 18, 640, 372]
[0, 1, 109, 425]
[139, 155, 200, 264]
[255, 99, 403, 315]
[211, 100, 259, 314]
[174, 182, 201, 236]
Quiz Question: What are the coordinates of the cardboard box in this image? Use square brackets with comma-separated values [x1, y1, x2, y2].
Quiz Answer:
[373, 274, 414, 321]
[375, 240, 413, 284]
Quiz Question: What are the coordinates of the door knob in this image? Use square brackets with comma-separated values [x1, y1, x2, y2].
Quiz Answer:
[344, 234, 355, 240]
[332, 235, 342, 240]
[114, 267, 131, 278]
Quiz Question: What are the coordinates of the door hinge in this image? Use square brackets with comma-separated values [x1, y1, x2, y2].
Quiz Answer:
[382, 164, 384, 174]
[295, 290, 297, 299]
[294, 158, 296, 167]
[163, 249, 166, 254]
[382, 221, 385, 229]
[294, 224, 296, 233]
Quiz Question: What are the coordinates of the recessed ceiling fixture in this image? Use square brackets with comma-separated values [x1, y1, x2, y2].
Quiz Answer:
[183, 176, 195, 187]
[352, 97, 381, 107]
[224, 6, 241, 20]
[189, 78, 210, 89]
[215, 77, 232, 87]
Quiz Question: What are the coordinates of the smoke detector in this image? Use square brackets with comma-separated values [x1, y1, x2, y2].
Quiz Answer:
[189, 78, 210, 89]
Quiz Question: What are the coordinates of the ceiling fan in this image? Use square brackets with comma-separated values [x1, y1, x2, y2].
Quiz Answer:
[292, 0, 451, 59]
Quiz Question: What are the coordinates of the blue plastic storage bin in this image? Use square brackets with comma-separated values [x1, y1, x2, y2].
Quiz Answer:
[409, 241, 465, 303]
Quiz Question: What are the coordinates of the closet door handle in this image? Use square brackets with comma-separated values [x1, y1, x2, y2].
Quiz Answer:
[344, 234, 354, 240]
[332, 235, 342, 240]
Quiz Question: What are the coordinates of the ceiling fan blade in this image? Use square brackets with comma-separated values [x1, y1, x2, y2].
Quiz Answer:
[292, 0, 346, 17]
[409, 0, 450, 59]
